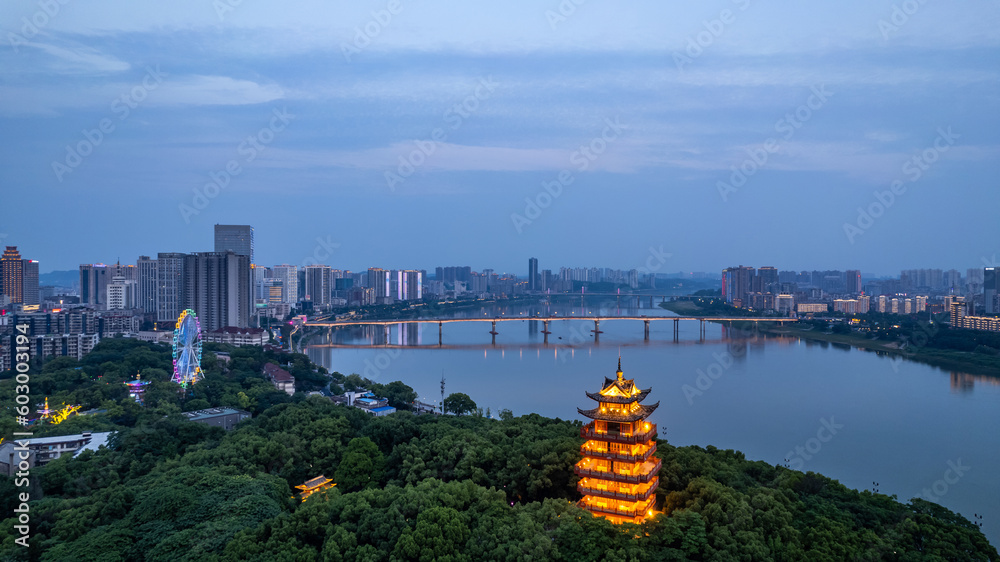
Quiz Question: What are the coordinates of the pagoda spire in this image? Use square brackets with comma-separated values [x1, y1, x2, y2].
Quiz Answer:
[616, 355, 623, 380]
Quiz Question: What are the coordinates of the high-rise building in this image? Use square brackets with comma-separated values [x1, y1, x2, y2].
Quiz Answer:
[754, 266, 778, 293]
[79, 263, 110, 309]
[303, 265, 331, 306]
[368, 268, 392, 304]
[183, 251, 251, 331]
[395, 270, 422, 301]
[915, 296, 928, 313]
[21, 259, 39, 306]
[575, 359, 660, 525]
[137, 256, 158, 314]
[156, 253, 187, 322]
[722, 266, 755, 306]
[878, 295, 888, 313]
[528, 257, 539, 291]
[845, 270, 862, 293]
[214, 224, 254, 264]
[271, 265, 299, 305]
[1, 247, 24, 304]
[985, 267, 999, 314]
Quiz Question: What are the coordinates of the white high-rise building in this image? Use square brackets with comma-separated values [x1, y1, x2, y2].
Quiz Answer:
[107, 276, 137, 310]
[271, 265, 299, 305]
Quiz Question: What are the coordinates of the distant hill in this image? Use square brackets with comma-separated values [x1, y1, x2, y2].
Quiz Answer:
[39, 269, 78, 288]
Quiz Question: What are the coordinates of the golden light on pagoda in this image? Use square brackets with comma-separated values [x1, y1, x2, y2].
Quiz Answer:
[295, 475, 337, 500]
[574, 358, 661, 525]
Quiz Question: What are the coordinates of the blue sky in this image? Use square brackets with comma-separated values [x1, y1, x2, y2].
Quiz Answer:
[2, 0, 999, 275]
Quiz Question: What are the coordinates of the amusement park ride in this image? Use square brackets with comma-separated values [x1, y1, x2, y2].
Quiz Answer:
[30, 396, 82, 426]
[172, 309, 204, 389]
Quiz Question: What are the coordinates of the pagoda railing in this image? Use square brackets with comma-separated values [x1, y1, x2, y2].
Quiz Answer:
[581, 442, 657, 463]
[577, 480, 657, 503]
[574, 457, 662, 484]
[580, 423, 657, 445]
[579, 496, 656, 519]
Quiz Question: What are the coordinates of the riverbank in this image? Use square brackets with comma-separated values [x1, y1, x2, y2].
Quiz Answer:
[660, 300, 1000, 377]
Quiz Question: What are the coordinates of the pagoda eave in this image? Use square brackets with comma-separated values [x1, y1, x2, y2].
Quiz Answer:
[577, 401, 660, 422]
[585, 388, 652, 404]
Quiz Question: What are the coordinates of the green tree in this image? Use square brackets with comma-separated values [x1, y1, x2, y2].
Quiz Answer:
[443, 393, 476, 415]
[334, 437, 385, 492]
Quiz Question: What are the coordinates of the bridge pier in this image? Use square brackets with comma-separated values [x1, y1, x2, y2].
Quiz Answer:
[438, 322, 442, 346]
[673, 318, 679, 341]
[542, 320, 551, 344]
[644, 319, 650, 340]
[490, 320, 498, 345]
[699, 319, 706, 341]
[383, 325, 389, 346]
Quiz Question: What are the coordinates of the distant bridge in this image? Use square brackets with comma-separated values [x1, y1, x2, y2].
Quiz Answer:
[303, 315, 796, 345]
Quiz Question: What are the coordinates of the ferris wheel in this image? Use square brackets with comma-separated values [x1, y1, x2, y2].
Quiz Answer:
[172, 309, 203, 387]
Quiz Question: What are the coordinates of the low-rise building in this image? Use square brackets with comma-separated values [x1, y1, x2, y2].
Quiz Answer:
[137, 330, 172, 344]
[180, 407, 251, 431]
[338, 390, 396, 416]
[797, 303, 829, 314]
[263, 362, 295, 395]
[0, 431, 113, 476]
[205, 327, 266, 347]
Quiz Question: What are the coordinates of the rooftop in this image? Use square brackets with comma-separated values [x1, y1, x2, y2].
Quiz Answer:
[181, 408, 251, 421]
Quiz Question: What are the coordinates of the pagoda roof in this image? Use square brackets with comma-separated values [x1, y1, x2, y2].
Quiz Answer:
[586, 387, 651, 404]
[296, 475, 334, 491]
[578, 402, 659, 422]
[586, 358, 651, 403]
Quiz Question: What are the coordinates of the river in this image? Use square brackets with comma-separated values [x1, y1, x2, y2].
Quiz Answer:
[305, 296, 1000, 547]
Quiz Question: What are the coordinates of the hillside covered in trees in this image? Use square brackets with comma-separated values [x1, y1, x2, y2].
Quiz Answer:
[0, 339, 996, 561]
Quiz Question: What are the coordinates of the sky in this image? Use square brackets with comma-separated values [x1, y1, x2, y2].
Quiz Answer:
[1, 0, 999, 276]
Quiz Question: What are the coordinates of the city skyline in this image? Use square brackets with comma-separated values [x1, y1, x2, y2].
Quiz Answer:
[2, 2, 998, 275]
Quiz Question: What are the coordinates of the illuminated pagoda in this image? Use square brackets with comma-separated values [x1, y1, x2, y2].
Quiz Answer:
[295, 475, 336, 500]
[125, 372, 152, 405]
[575, 358, 661, 524]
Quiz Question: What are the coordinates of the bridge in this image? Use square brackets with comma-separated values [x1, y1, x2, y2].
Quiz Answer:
[303, 315, 797, 345]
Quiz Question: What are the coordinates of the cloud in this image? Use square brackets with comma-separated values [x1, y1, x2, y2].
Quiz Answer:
[150, 75, 284, 106]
